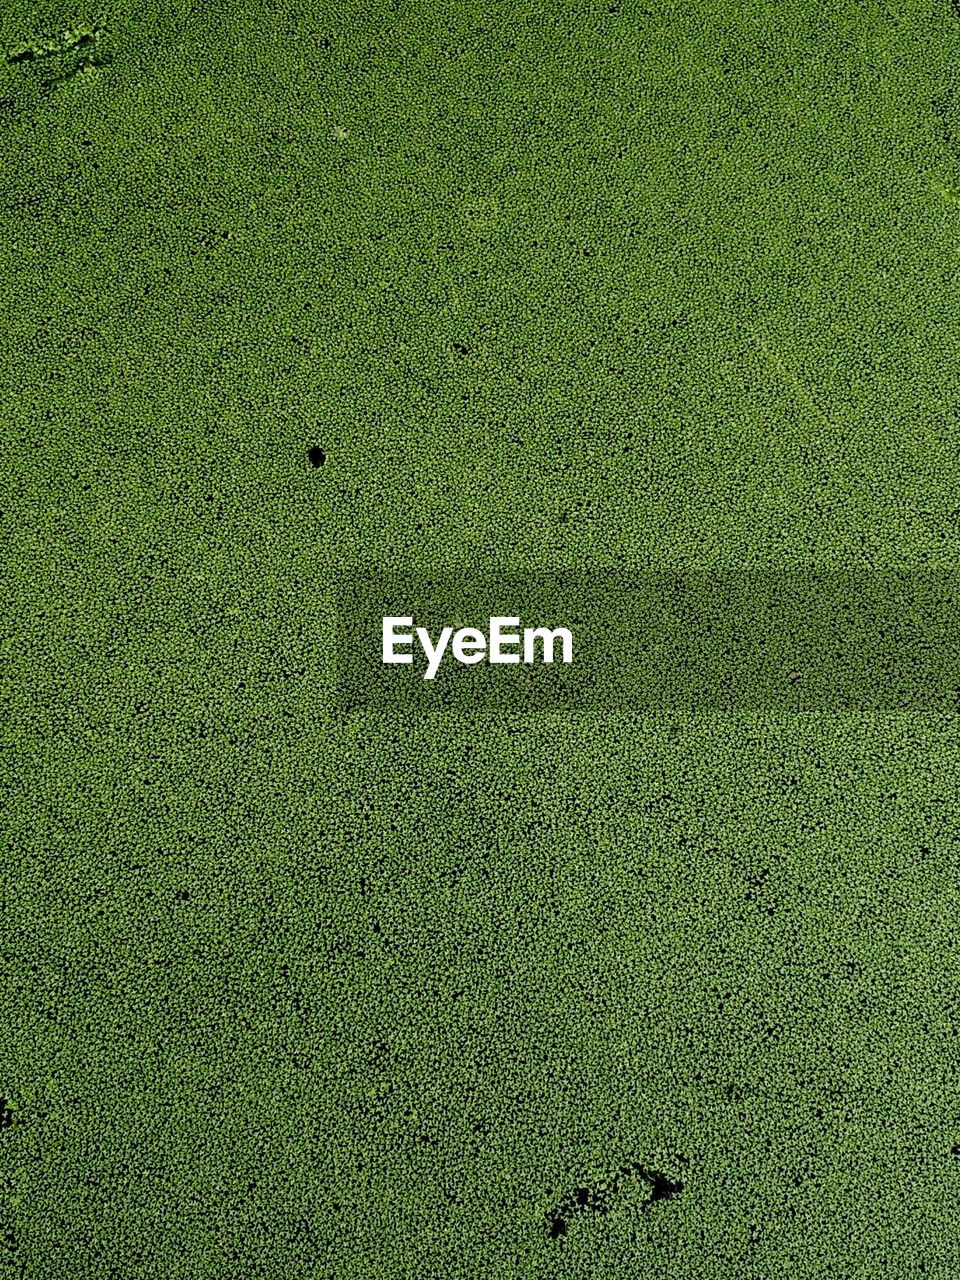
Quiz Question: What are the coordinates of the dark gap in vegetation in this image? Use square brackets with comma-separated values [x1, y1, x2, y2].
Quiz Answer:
[0, 1100, 11, 1130]
[545, 1160, 685, 1243]
[647, 1168, 684, 1202]
[308, 446, 326, 468]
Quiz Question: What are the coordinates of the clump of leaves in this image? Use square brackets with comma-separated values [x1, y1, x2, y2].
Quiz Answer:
[6, 21, 112, 84]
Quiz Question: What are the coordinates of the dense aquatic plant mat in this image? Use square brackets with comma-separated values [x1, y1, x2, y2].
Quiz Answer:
[3, 0, 960, 1275]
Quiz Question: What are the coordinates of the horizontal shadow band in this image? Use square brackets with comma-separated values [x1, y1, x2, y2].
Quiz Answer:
[330, 569, 960, 713]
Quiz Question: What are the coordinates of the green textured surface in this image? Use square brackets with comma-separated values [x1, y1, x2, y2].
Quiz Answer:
[4, 1, 960, 1276]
